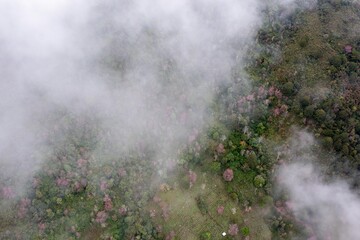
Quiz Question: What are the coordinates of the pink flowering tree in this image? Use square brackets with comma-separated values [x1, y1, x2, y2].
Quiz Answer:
[188, 170, 197, 188]
[95, 211, 108, 225]
[228, 224, 239, 236]
[217, 205, 224, 215]
[223, 168, 234, 181]
[103, 194, 113, 211]
[216, 143, 226, 154]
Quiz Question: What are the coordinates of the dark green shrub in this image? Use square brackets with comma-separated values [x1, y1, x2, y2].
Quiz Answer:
[309, 50, 323, 59]
[241, 226, 250, 236]
[229, 192, 239, 203]
[322, 137, 333, 149]
[300, 96, 311, 107]
[329, 55, 346, 69]
[282, 82, 295, 96]
[342, 144, 350, 155]
[209, 162, 221, 173]
[200, 231, 212, 240]
[350, 50, 360, 62]
[315, 109, 326, 121]
[338, 110, 348, 120]
[304, 105, 316, 117]
[196, 196, 208, 215]
[298, 35, 310, 48]
[254, 175, 266, 188]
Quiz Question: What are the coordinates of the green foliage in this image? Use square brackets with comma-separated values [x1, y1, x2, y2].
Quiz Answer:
[322, 137, 333, 149]
[208, 161, 221, 173]
[254, 175, 266, 188]
[298, 35, 309, 48]
[299, 95, 311, 107]
[304, 105, 315, 117]
[255, 122, 267, 135]
[196, 195, 208, 215]
[241, 226, 250, 236]
[315, 109, 326, 121]
[329, 54, 346, 69]
[200, 231, 212, 240]
[282, 82, 295, 96]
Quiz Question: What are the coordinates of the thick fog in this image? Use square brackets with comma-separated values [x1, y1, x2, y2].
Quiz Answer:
[278, 130, 360, 240]
[0, 0, 269, 193]
[0, 0, 316, 195]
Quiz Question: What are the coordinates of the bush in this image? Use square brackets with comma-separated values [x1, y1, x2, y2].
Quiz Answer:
[350, 50, 360, 62]
[338, 110, 349, 120]
[200, 231, 212, 240]
[223, 169, 234, 181]
[241, 226, 250, 236]
[298, 35, 309, 48]
[304, 105, 316, 117]
[209, 162, 221, 173]
[329, 55, 346, 69]
[196, 196, 208, 215]
[315, 109, 326, 121]
[282, 82, 295, 96]
[229, 192, 238, 203]
[322, 137, 333, 149]
[254, 175, 266, 188]
[308, 49, 323, 59]
[300, 96, 311, 107]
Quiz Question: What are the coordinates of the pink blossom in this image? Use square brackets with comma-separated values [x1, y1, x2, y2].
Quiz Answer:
[150, 209, 156, 218]
[246, 94, 255, 101]
[153, 196, 162, 203]
[228, 224, 239, 236]
[2, 186, 15, 199]
[188, 170, 197, 188]
[216, 143, 226, 154]
[117, 168, 127, 177]
[17, 198, 31, 218]
[344, 45, 353, 53]
[257, 86, 266, 98]
[273, 107, 281, 117]
[74, 181, 82, 192]
[268, 86, 275, 96]
[165, 230, 176, 240]
[156, 225, 163, 233]
[237, 97, 245, 107]
[77, 158, 87, 168]
[275, 89, 282, 99]
[80, 178, 87, 188]
[95, 211, 108, 224]
[223, 168, 234, 181]
[280, 104, 288, 113]
[100, 180, 107, 192]
[32, 178, 40, 188]
[38, 223, 46, 234]
[217, 206, 224, 215]
[103, 194, 113, 211]
[119, 205, 127, 216]
[159, 201, 170, 221]
[56, 178, 69, 187]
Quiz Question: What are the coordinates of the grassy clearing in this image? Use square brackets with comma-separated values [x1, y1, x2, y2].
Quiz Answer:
[148, 168, 271, 239]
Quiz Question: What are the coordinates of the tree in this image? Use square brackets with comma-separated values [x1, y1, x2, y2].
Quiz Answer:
[254, 175, 266, 188]
[315, 109, 326, 121]
[223, 169, 234, 181]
